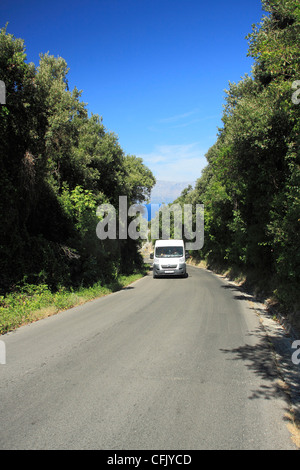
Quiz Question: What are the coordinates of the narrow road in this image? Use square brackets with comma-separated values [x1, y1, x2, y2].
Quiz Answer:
[0, 266, 296, 449]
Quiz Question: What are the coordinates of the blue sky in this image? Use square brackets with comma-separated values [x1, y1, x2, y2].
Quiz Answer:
[1, 0, 265, 183]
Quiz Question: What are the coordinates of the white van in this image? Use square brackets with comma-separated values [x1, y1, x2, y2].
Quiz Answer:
[151, 239, 188, 278]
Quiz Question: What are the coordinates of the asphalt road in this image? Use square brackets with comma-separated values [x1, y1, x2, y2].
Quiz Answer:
[0, 265, 297, 450]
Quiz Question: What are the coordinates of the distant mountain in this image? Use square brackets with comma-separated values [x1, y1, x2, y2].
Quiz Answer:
[149, 180, 194, 205]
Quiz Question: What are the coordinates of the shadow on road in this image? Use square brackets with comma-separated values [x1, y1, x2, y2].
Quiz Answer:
[220, 333, 284, 401]
[219, 282, 300, 433]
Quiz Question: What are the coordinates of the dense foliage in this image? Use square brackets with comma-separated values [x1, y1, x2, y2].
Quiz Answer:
[0, 26, 155, 294]
[177, 0, 300, 311]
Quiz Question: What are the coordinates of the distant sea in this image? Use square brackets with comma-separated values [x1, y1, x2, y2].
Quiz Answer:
[143, 180, 194, 221]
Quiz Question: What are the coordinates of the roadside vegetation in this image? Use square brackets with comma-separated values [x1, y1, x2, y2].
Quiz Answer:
[0, 25, 155, 333]
[174, 0, 300, 328]
[0, 266, 149, 335]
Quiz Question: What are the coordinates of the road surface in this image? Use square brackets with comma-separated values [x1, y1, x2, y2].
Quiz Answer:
[0, 265, 297, 449]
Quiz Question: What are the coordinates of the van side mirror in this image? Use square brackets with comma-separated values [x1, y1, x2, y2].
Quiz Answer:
[185, 253, 190, 259]
[150, 253, 154, 259]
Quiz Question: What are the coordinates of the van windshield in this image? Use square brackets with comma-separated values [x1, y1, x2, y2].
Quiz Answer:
[155, 246, 183, 258]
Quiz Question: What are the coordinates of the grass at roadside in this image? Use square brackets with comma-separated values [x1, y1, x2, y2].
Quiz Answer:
[0, 266, 149, 335]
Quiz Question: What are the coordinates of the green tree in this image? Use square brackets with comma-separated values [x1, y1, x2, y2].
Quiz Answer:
[123, 155, 156, 204]
[0, 27, 156, 293]
[178, 0, 300, 311]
